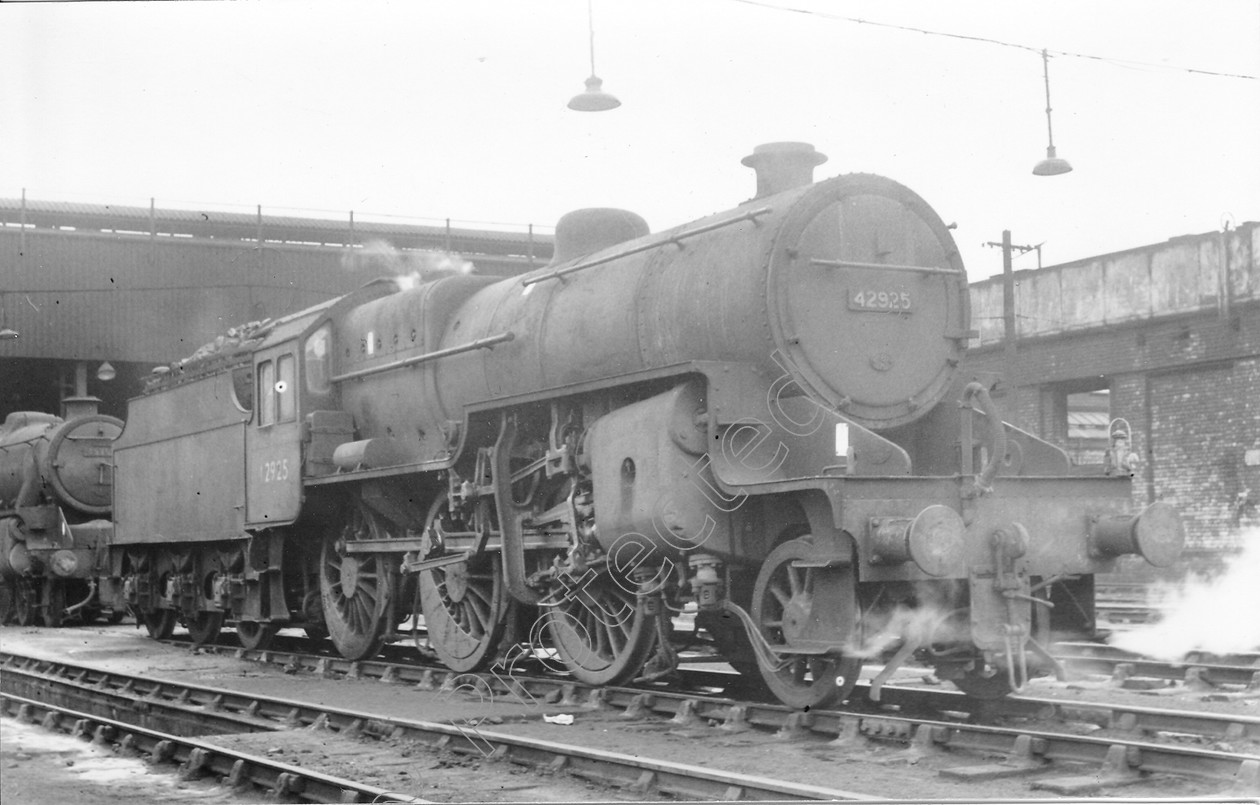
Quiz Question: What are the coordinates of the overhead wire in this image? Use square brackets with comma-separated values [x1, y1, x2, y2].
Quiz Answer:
[727, 0, 1258, 81]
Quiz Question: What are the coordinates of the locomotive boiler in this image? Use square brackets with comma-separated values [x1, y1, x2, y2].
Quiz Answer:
[0, 401, 121, 626]
[103, 142, 1185, 706]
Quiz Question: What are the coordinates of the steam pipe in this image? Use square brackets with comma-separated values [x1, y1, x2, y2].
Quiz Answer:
[961, 382, 1006, 498]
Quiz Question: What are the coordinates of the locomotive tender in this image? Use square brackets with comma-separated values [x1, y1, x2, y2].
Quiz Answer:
[100, 143, 1185, 706]
[1, 402, 122, 626]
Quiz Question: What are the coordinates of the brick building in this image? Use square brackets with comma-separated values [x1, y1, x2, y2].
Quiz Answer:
[965, 222, 1259, 572]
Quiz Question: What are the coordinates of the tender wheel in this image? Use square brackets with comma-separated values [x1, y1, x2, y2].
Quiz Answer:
[236, 620, 278, 650]
[42, 579, 66, 627]
[142, 608, 178, 640]
[418, 498, 508, 672]
[751, 537, 861, 709]
[320, 508, 396, 661]
[187, 611, 224, 645]
[543, 572, 658, 686]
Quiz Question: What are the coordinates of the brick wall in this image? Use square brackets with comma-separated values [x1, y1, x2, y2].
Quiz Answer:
[1149, 358, 1260, 557]
[965, 304, 1259, 570]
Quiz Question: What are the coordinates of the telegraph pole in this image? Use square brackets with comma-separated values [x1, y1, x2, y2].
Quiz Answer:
[1001, 230, 1016, 361]
[983, 232, 1042, 377]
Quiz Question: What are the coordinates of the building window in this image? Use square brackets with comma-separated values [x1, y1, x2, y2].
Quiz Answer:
[1066, 387, 1111, 466]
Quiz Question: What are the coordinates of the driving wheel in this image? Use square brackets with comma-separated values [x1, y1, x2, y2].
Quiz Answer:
[320, 508, 396, 661]
[418, 498, 508, 672]
[751, 537, 861, 709]
[543, 571, 658, 686]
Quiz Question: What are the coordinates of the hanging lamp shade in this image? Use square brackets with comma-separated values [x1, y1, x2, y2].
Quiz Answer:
[1033, 145, 1072, 176]
[568, 75, 620, 112]
[0, 327, 18, 340]
[1032, 49, 1072, 176]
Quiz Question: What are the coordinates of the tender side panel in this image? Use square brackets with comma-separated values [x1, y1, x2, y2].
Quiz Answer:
[113, 372, 248, 545]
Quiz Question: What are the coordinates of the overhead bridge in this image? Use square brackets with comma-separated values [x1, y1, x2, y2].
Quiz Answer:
[0, 195, 552, 416]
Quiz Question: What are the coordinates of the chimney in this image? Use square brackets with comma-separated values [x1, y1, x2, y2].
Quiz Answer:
[741, 142, 828, 199]
[61, 361, 100, 419]
[61, 396, 101, 420]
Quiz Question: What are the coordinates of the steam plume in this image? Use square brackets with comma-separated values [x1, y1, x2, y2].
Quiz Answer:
[845, 598, 969, 659]
[342, 240, 475, 290]
[1111, 527, 1260, 660]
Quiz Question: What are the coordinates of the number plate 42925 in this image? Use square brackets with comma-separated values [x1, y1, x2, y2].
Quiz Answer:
[849, 288, 913, 312]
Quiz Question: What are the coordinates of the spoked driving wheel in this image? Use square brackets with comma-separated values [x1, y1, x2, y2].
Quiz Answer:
[320, 507, 397, 661]
[418, 498, 507, 671]
[752, 537, 861, 709]
[543, 571, 658, 686]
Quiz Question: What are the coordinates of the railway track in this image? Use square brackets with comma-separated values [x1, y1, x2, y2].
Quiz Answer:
[99, 634, 1260, 797]
[1054, 641, 1260, 688]
[0, 691, 423, 803]
[1093, 581, 1169, 628]
[0, 650, 876, 802]
[173, 635, 1260, 743]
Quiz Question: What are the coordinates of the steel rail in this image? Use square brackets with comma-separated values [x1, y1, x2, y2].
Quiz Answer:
[0, 661, 282, 737]
[0, 691, 425, 803]
[1053, 642, 1260, 687]
[0, 651, 876, 802]
[1056, 640, 1260, 669]
[173, 637, 1260, 743]
[128, 639, 1260, 787]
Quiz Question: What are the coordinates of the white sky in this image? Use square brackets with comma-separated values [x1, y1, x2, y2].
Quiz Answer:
[4, 0, 1258, 280]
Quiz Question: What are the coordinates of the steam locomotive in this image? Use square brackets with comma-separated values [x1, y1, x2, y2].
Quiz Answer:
[98, 143, 1185, 706]
[0, 403, 122, 626]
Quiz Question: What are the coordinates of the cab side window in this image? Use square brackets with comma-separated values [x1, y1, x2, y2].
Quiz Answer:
[305, 324, 331, 395]
[258, 360, 276, 426]
[231, 366, 254, 412]
[257, 355, 297, 427]
[277, 354, 296, 422]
